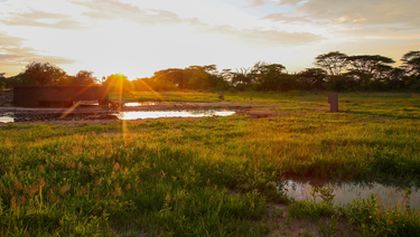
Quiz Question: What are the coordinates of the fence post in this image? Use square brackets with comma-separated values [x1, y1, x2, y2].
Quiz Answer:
[328, 93, 339, 112]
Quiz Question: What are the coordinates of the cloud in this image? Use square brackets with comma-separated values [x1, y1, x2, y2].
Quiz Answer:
[2, 10, 82, 29]
[262, 0, 420, 28]
[249, 0, 269, 6]
[71, 0, 321, 45]
[71, 0, 182, 24]
[249, 0, 304, 7]
[0, 32, 73, 75]
[259, 0, 420, 45]
[207, 25, 323, 44]
[263, 13, 312, 23]
[301, 0, 419, 27]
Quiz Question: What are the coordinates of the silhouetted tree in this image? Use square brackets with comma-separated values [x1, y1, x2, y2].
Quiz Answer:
[297, 68, 327, 90]
[400, 51, 420, 90]
[184, 65, 220, 90]
[383, 68, 406, 90]
[74, 71, 97, 85]
[19, 62, 67, 86]
[401, 51, 420, 77]
[231, 68, 252, 90]
[346, 55, 395, 78]
[250, 62, 292, 90]
[153, 68, 185, 89]
[0, 73, 6, 89]
[4, 50, 419, 92]
[345, 55, 395, 89]
[315, 51, 348, 76]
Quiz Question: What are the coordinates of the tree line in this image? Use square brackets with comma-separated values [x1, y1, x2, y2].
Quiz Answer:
[1, 51, 419, 92]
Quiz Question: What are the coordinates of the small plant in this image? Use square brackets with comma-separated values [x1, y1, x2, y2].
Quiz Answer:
[345, 196, 420, 237]
[311, 185, 335, 203]
[288, 201, 336, 220]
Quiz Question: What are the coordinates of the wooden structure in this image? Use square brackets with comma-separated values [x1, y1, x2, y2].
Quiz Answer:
[328, 93, 339, 112]
[13, 86, 109, 107]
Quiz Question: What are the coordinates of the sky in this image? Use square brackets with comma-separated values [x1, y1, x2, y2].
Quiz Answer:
[0, 0, 419, 79]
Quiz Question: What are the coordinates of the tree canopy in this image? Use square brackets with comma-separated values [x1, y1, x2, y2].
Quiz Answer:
[2, 50, 419, 92]
[314, 51, 348, 76]
[20, 62, 67, 86]
[103, 74, 133, 93]
[401, 51, 420, 77]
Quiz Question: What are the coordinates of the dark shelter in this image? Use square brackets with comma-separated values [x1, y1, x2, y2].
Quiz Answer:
[13, 86, 109, 107]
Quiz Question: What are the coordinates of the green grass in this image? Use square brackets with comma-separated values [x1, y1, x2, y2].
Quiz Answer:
[0, 92, 419, 236]
[287, 196, 420, 237]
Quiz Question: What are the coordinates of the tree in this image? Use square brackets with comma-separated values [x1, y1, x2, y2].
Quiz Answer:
[0, 73, 6, 89]
[20, 62, 67, 85]
[231, 68, 252, 90]
[74, 71, 97, 85]
[297, 68, 327, 90]
[103, 74, 133, 93]
[315, 51, 348, 76]
[250, 62, 289, 90]
[153, 68, 185, 89]
[401, 51, 420, 77]
[346, 55, 395, 79]
[184, 65, 229, 90]
[344, 55, 395, 90]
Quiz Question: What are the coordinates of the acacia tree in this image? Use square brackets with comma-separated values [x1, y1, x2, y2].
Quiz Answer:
[346, 55, 395, 79]
[400, 51, 420, 90]
[341, 55, 395, 90]
[314, 51, 348, 76]
[401, 51, 420, 77]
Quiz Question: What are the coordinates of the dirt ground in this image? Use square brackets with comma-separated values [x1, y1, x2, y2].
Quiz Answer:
[264, 204, 356, 237]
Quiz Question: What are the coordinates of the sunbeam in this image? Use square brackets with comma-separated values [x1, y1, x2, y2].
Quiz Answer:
[59, 101, 81, 119]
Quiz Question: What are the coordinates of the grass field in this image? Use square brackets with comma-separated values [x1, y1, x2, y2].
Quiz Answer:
[1, 92, 419, 236]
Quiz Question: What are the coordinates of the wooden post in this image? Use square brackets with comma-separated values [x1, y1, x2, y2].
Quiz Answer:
[328, 93, 339, 112]
[218, 92, 225, 100]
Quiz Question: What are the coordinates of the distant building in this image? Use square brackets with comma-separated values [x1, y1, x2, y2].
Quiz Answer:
[13, 86, 109, 107]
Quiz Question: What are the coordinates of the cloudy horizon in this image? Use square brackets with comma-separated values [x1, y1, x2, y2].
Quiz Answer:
[1, 0, 419, 79]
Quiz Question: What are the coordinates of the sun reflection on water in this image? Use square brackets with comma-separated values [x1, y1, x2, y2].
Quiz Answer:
[117, 110, 235, 120]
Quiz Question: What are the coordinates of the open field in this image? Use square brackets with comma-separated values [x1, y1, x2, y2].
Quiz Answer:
[1, 92, 419, 236]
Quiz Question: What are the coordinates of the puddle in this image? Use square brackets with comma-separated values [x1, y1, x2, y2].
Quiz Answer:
[281, 180, 420, 209]
[117, 110, 235, 120]
[0, 113, 14, 123]
[0, 110, 235, 122]
[124, 102, 156, 107]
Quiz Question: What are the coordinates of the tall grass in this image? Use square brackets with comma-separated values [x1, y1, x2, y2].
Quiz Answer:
[0, 92, 419, 235]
